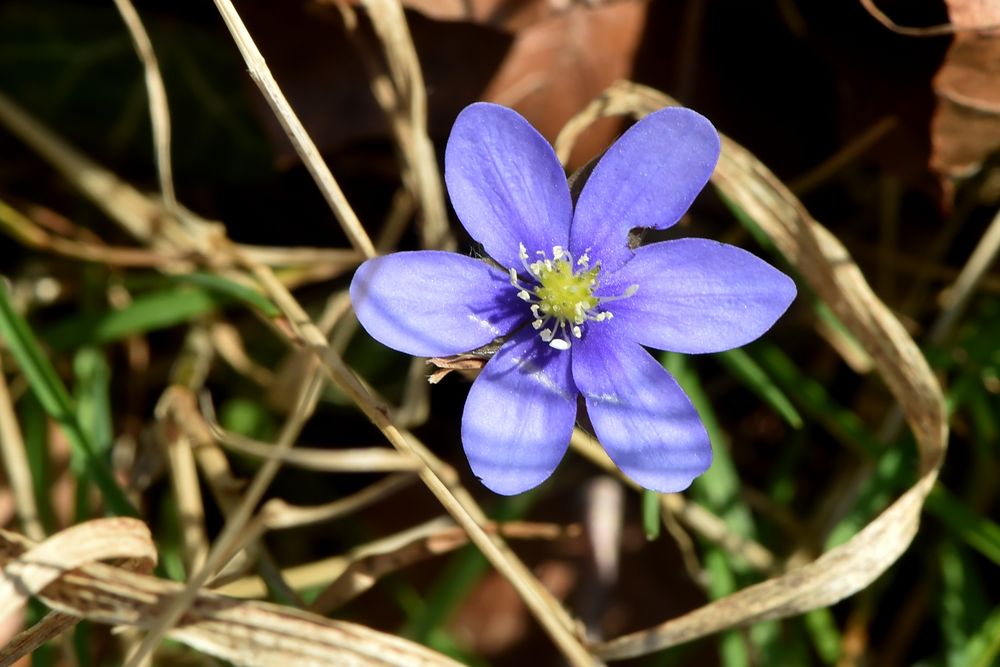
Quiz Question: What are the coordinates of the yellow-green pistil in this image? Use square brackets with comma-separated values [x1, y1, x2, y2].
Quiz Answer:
[509, 243, 635, 350]
[535, 260, 600, 322]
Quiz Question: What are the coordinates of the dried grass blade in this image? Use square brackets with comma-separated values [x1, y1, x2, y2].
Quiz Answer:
[0, 526, 461, 667]
[210, 0, 376, 258]
[112, 0, 178, 216]
[554, 81, 947, 660]
[360, 0, 452, 250]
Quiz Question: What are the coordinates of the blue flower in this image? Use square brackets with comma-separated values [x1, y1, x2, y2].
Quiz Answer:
[350, 103, 796, 495]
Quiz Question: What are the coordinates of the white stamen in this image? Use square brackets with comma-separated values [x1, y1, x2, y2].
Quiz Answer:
[532, 319, 544, 329]
[549, 338, 571, 350]
[572, 325, 582, 338]
[518, 290, 531, 301]
[540, 328, 554, 342]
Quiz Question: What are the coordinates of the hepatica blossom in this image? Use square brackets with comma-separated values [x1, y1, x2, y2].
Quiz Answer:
[350, 103, 796, 495]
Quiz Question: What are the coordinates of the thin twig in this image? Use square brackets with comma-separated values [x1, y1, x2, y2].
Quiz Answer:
[259, 474, 418, 531]
[157, 327, 216, 573]
[929, 207, 1000, 344]
[113, 0, 178, 217]
[0, 355, 45, 542]
[789, 117, 897, 196]
[358, 0, 453, 250]
[209, 427, 422, 473]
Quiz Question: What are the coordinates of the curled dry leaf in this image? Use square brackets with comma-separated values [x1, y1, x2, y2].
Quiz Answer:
[930, 0, 1000, 194]
[554, 81, 947, 660]
[0, 518, 156, 662]
[426, 352, 489, 384]
[0, 522, 462, 667]
[0, 518, 157, 623]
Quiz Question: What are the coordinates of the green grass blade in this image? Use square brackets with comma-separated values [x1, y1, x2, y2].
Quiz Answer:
[44, 286, 222, 350]
[705, 549, 750, 667]
[803, 608, 841, 664]
[168, 272, 279, 317]
[752, 343, 881, 458]
[0, 285, 137, 516]
[717, 348, 803, 428]
[73, 347, 113, 455]
[963, 603, 1000, 667]
[926, 485, 1000, 568]
[661, 352, 755, 665]
[662, 352, 755, 537]
[20, 392, 56, 533]
[643, 488, 662, 540]
[939, 541, 989, 666]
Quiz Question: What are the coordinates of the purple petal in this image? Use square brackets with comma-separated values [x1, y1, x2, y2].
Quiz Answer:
[445, 103, 573, 269]
[573, 330, 711, 492]
[570, 107, 720, 272]
[350, 251, 525, 357]
[462, 327, 577, 495]
[599, 238, 796, 354]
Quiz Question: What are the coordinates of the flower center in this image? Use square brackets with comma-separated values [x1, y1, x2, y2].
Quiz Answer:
[509, 244, 636, 350]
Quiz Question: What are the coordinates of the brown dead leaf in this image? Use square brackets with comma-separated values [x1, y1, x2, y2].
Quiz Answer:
[482, 1, 648, 167]
[929, 0, 1000, 194]
[943, 0, 1000, 28]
